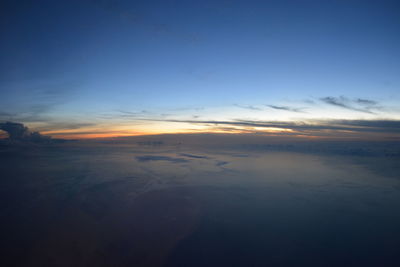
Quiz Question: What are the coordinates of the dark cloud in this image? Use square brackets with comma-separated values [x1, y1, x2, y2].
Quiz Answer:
[320, 96, 378, 114]
[267, 105, 305, 113]
[216, 161, 229, 166]
[179, 153, 209, 159]
[0, 122, 29, 140]
[0, 121, 51, 143]
[135, 155, 189, 163]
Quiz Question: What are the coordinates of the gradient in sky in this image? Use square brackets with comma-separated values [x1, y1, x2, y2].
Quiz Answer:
[1, 0, 400, 138]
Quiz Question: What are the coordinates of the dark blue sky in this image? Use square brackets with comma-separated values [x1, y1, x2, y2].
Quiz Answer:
[1, 0, 399, 137]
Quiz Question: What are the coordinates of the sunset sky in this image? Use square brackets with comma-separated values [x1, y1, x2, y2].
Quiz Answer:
[2, 2, 400, 266]
[1, 0, 399, 139]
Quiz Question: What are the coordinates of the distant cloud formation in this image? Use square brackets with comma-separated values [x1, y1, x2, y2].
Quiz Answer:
[149, 118, 400, 137]
[320, 96, 379, 114]
[0, 122, 51, 143]
[267, 105, 305, 113]
[2, 93, 396, 140]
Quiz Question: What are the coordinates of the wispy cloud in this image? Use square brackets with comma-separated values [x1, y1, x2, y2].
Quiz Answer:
[355, 98, 378, 106]
[116, 110, 149, 117]
[266, 105, 306, 113]
[35, 122, 97, 132]
[145, 118, 400, 135]
[170, 106, 204, 112]
[234, 104, 262, 111]
[0, 80, 84, 123]
[320, 96, 378, 114]
[0, 104, 53, 123]
[179, 153, 209, 159]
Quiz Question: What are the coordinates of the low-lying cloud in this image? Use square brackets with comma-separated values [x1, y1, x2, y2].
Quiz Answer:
[0, 121, 51, 143]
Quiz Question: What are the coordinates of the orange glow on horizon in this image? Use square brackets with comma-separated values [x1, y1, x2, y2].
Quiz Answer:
[34, 121, 398, 140]
[41, 125, 299, 139]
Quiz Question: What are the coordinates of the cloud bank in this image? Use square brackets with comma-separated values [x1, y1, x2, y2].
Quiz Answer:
[0, 122, 51, 143]
[147, 118, 400, 138]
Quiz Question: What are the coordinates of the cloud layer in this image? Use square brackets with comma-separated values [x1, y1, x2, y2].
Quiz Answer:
[149, 118, 400, 137]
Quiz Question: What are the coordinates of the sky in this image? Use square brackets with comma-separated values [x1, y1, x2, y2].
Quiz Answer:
[1, 0, 400, 139]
